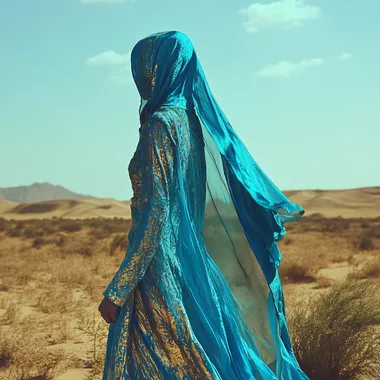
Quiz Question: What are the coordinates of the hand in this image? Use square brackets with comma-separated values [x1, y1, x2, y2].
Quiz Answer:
[98, 297, 120, 324]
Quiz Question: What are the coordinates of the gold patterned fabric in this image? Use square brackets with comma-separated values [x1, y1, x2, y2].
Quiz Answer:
[103, 109, 219, 379]
[102, 30, 308, 380]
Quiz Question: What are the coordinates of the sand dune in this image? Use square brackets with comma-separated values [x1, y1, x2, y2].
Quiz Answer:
[0, 198, 131, 220]
[0, 187, 379, 220]
[284, 187, 380, 218]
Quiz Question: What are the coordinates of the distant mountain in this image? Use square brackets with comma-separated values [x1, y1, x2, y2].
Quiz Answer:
[0, 182, 93, 203]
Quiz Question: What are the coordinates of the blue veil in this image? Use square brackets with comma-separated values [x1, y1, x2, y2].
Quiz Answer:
[132, 31, 307, 379]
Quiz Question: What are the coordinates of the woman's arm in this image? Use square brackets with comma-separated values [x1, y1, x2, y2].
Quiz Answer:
[102, 114, 175, 307]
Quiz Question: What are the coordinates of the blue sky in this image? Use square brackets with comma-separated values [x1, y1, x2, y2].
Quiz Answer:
[1, 0, 379, 200]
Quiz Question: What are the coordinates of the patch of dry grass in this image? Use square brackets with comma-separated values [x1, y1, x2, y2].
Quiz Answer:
[0, 214, 379, 378]
[0, 317, 71, 379]
[110, 234, 129, 256]
[288, 279, 380, 380]
[348, 257, 380, 280]
[76, 311, 108, 379]
[35, 287, 77, 314]
[279, 261, 316, 284]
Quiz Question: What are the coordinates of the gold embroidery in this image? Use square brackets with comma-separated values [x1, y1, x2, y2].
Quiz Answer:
[103, 109, 215, 379]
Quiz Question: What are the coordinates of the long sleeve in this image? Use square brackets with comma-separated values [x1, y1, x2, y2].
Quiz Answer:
[102, 115, 175, 307]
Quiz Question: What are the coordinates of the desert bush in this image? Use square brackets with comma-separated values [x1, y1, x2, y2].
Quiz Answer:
[76, 311, 108, 378]
[0, 315, 70, 378]
[22, 226, 45, 239]
[0, 217, 8, 232]
[60, 220, 82, 233]
[46, 314, 73, 345]
[288, 279, 380, 380]
[0, 282, 8, 292]
[6, 227, 22, 238]
[361, 258, 380, 278]
[321, 219, 350, 233]
[90, 227, 109, 240]
[0, 328, 15, 369]
[358, 235, 374, 251]
[36, 288, 77, 314]
[110, 234, 129, 256]
[32, 237, 52, 249]
[3, 300, 21, 325]
[53, 232, 68, 247]
[279, 262, 316, 284]
[365, 226, 380, 239]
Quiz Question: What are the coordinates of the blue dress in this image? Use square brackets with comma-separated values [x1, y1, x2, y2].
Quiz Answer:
[102, 31, 309, 380]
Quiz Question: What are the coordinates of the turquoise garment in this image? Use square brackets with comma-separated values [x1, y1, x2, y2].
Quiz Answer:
[102, 31, 308, 380]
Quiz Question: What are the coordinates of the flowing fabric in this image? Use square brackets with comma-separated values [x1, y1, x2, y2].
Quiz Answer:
[102, 31, 308, 380]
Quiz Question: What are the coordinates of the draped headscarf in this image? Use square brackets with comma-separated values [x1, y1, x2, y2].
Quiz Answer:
[131, 31, 306, 378]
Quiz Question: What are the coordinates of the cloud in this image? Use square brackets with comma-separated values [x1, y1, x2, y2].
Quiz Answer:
[239, 0, 322, 33]
[257, 58, 323, 78]
[256, 53, 352, 79]
[86, 51, 133, 85]
[80, 0, 135, 4]
[335, 53, 353, 61]
[86, 50, 131, 67]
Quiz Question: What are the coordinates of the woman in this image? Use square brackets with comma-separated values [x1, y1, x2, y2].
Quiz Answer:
[98, 31, 308, 380]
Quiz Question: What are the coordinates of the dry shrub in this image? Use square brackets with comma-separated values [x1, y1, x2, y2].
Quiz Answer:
[350, 258, 380, 279]
[357, 234, 375, 251]
[22, 226, 45, 239]
[365, 226, 380, 239]
[84, 277, 100, 302]
[4, 303, 20, 325]
[0, 327, 14, 369]
[288, 279, 380, 380]
[0, 319, 69, 379]
[279, 261, 316, 284]
[59, 220, 82, 233]
[32, 237, 51, 249]
[90, 219, 131, 241]
[53, 232, 68, 247]
[76, 311, 108, 378]
[321, 219, 350, 233]
[0, 217, 7, 232]
[36, 287, 77, 314]
[362, 258, 380, 278]
[46, 314, 74, 345]
[90, 227, 109, 240]
[49, 254, 93, 289]
[6, 227, 22, 238]
[110, 234, 129, 256]
[102, 220, 130, 234]
[60, 237, 94, 257]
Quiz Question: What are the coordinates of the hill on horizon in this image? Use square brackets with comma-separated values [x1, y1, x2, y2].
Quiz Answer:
[0, 182, 94, 203]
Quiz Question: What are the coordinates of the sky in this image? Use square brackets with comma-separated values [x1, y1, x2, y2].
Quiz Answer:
[1, 0, 379, 200]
